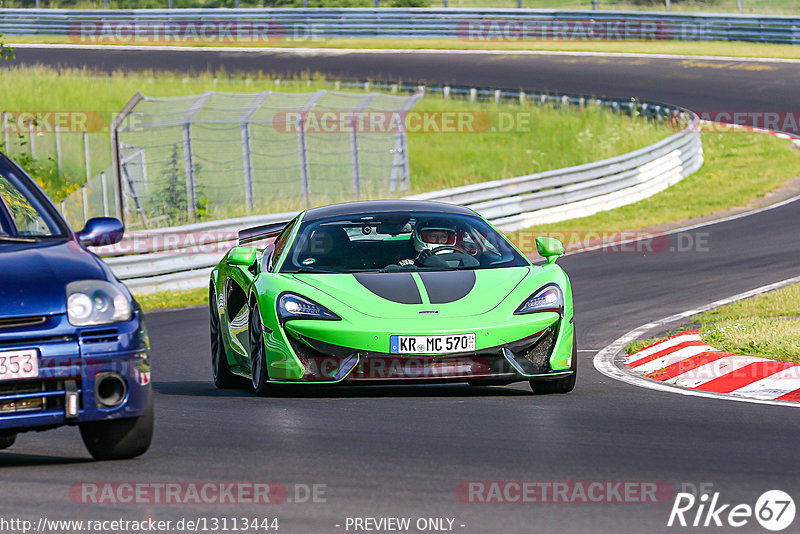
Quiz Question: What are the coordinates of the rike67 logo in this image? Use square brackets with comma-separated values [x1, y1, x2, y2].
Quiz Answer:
[668, 490, 796, 531]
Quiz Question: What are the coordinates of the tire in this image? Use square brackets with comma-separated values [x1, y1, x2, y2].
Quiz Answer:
[79, 393, 154, 461]
[249, 303, 272, 397]
[210, 287, 240, 389]
[0, 433, 16, 450]
[530, 331, 577, 395]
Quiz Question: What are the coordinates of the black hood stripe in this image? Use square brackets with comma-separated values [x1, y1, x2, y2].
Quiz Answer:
[419, 271, 476, 304]
[353, 273, 422, 304]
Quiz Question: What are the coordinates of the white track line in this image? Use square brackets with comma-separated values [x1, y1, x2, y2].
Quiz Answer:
[593, 275, 800, 409]
[10, 43, 800, 64]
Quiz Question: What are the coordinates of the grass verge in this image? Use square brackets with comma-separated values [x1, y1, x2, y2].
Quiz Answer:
[692, 283, 800, 362]
[511, 131, 800, 246]
[135, 288, 208, 311]
[10, 36, 800, 60]
[625, 284, 800, 363]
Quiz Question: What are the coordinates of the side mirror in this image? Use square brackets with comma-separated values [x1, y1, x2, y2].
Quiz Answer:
[227, 246, 258, 267]
[76, 217, 124, 247]
[536, 237, 565, 264]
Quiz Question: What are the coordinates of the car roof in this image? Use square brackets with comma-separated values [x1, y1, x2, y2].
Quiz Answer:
[302, 200, 476, 223]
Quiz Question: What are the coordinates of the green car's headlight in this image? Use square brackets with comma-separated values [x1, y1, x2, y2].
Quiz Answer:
[278, 293, 341, 324]
[514, 284, 563, 316]
[66, 280, 132, 326]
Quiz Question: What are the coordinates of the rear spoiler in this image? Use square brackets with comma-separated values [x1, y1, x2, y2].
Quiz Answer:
[238, 221, 290, 245]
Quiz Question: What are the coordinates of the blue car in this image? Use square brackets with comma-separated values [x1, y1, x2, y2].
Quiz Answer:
[0, 152, 152, 460]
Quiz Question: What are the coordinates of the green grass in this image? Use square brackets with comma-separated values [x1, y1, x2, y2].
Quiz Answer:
[625, 338, 662, 353]
[510, 131, 800, 249]
[625, 284, 800, 362]
[692, 283, 800, 363]
[134, 288, 208, 311]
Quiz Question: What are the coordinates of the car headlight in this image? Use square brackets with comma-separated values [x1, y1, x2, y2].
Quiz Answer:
[66, 280, 132, 326]
[514, 284, 563, 315]
[277, 293, 340, 324]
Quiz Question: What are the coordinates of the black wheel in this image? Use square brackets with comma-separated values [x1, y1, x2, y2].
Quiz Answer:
[530, 331, 577, 395]
[0, 433, 16, 450]
[79, 392, 153, 461]
[210, 287, 240, 389]
[249, 303, 272, 397]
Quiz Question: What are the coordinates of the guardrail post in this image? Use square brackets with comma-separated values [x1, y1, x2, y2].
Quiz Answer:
[82, 187, 89, 222]
[29, 121, 35, 158]
[296, 90, 326, 209]
[240, 91, 271, 213]
[84, 131, 91, 184]
[110, 91, 145, 226]
[55, 125, 62, 175]
[2, 112, 9, 152]
[180, 91, 213, 222]
[350, 94, 378, 200]
[390, 91, 424, 194]
[101, 171, 109, 217]
[182, 124, 197, 221]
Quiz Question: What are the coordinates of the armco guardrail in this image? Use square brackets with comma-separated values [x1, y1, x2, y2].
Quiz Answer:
[96, 120, 702, 294]
[407, 126, 702, 232]
[1, 8, 799, 45]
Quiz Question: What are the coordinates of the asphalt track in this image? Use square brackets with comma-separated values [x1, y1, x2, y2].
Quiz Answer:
[2, 46, 800, 533]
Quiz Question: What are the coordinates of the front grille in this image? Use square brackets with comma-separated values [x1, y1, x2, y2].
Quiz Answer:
[80, 328, 119, 344]
[505, 326, 558, 375]
[0, 379, 73, 416]
[0, 316, 47, 329]
[287, 334, 514, 381]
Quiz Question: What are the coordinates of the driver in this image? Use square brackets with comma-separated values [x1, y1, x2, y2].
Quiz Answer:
[406, 221, 457, 267]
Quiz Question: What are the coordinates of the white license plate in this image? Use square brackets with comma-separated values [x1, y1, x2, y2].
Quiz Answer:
[390, 334, 476, 354]
[0, 349, 39, 381]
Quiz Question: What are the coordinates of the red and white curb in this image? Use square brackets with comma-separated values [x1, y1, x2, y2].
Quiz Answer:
[625, 331, 800, 403]
[594, 274, 800, 409]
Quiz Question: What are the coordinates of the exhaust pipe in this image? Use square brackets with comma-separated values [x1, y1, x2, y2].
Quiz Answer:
[94, 372, 127, 408]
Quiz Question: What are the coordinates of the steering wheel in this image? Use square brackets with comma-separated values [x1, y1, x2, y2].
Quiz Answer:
[430, 244, 471, 256]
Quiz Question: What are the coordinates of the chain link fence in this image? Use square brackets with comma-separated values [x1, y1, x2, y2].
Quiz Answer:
[107, 89, 421, 229]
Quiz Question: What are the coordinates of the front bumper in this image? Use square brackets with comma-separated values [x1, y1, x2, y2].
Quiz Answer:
[267, 315, 573, 384]
[0, 312, 151, 434]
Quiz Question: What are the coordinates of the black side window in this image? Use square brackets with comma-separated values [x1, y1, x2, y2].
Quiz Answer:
[268, 218, 297, 272]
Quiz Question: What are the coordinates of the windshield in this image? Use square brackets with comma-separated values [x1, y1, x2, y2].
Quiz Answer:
[281, 211, 529, 274]
[0, 167, 65, 239]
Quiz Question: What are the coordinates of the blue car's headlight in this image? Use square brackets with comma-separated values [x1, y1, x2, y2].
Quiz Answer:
[66, 280, 132, 326]
[514, 284, 563, 315]
[278, 293, 341, 323]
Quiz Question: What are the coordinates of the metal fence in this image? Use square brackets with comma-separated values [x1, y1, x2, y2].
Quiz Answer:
[0, 110, 112, 223]
[1, 8, 800, 44]
[102, 89, 421, 229]
[84, 84, 701, 294]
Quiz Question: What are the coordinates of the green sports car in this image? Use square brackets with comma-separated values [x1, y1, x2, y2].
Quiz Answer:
[209, 200, 575, 394]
